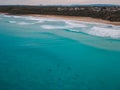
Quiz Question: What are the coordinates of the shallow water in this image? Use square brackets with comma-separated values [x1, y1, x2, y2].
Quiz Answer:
[0, 14, 120, 90]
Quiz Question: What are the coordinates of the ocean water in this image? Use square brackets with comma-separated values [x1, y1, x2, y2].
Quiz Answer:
[0, 14, 120, 90]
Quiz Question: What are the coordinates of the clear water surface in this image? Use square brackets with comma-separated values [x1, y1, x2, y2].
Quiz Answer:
[0, 14, 120, 90]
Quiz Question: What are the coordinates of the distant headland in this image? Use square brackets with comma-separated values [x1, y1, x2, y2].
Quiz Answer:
[0, 4, 120, 22]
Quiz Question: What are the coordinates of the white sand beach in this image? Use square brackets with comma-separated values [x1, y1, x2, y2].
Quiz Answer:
[26, 14, 120, 26]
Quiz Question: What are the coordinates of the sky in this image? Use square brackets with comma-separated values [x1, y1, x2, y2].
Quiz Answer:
[0, 0, 120, 5]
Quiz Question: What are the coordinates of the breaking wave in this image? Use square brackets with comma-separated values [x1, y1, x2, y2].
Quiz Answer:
[41, 25, 66, 29]
[6, 14, 120, 39]
[3, 15, 12, 18]
[17, 21, 33, 25]
[12, 16, 22, 18]
[9, 21, 33, 25]
[83, 26, 120, 39]
[65, 21, 87, 28]
[9, 21, 16, 23]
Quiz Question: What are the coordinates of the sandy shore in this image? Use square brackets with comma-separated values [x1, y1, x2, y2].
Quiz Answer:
[25, 14, 120, 26]
[1, 12, 120, 26]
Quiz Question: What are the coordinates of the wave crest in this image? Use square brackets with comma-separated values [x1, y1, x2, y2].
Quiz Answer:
[84, 26, 120, 39]
[7, 15, 120, 39]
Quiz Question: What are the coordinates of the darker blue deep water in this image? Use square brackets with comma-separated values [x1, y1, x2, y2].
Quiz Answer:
[0, 14, 120, 90]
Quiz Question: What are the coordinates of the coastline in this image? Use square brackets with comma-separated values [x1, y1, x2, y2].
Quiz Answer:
[0, 13, 120, 26]
[25, 14, 120, 26]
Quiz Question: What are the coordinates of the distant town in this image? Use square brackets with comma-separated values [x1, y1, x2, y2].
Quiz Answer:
[0, 5, 120, 22]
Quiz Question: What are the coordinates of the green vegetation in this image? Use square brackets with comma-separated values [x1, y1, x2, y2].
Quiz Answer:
[0, 5, 120, 21]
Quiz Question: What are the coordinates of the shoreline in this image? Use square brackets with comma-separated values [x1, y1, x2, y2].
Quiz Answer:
[1, 13, 120, 26]
[25, 14, 120, 26]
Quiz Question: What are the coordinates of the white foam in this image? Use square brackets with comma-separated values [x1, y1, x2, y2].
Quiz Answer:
[41, 25, 66, 29]
[85, 26, 120, 39]
[67, 29, 80, 32]
[17, 22, 33, 25]
[9, 21, 16, 24]
[65, 21, 87, 28]
[9, 20, 43, 25]
[45, 18, 63, 22]
[13, 16, 22, 18]
[13, 15, 39, 20]
[3, 15, 12, 17]
[24, 16, 42, 20]
[21, 17, 46, 24]
[5, 15, 120, 40]
[23, 16, 64, 23]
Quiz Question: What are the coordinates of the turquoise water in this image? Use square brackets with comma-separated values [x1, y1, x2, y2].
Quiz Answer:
[0, 14, 120, 90]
